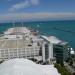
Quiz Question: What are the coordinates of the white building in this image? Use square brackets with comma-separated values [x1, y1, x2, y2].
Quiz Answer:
[41, 36, 54, 63]
[0, 27, 54, 63]
[0, 27, 40, 61]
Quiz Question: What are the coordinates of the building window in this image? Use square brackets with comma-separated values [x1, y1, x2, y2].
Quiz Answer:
[45, 44, 49, 59]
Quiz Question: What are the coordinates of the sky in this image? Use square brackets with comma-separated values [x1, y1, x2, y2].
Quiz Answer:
[0, 0, 75, 22]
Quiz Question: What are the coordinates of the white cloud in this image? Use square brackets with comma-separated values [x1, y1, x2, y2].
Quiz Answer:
[0, 12, 75, 22]
[31, 0, 39, 5]
[8, 0, 39, 12]
[8, 1, 30, 12]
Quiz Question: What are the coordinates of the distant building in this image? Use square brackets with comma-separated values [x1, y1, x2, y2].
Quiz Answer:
[41, 38, 53, 63]
[0, 27, 70, 64]
[0, 27, 53, 63]
[53, 43, 69, 65]
[0, 27, 41, 61]
[41, 36, 69, 64]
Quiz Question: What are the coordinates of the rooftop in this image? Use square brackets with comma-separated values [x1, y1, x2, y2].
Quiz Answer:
[4, 27, 31, 35]
[0, 27, 41, 49]
[0, 39, 33, 49]
[41, 35, 68, 45]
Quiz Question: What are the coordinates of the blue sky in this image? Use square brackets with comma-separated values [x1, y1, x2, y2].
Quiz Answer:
[0, 0, 75, 22]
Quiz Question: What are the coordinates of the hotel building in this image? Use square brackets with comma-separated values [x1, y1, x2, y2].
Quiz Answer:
[0, 27, 53, 63]
[0, 27, 70, 64]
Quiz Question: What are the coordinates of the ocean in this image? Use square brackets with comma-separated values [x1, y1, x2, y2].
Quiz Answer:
[0, 20, 75, 50]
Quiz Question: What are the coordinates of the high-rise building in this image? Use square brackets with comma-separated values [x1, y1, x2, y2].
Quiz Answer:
[41, 36, 69, 64]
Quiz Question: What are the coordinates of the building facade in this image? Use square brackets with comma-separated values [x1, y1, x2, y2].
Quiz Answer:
[41, 35, 69, 64]
[53, 44, 69, 65]
[0, 46, 40, 61]
[0, 27, 53, 63]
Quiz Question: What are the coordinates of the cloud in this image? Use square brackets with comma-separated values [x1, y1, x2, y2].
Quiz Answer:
[8, 0, 39, 12]
[8, 1, 30, 12]
[0, 12, 75, 22]
[31, 0, 39, 5]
